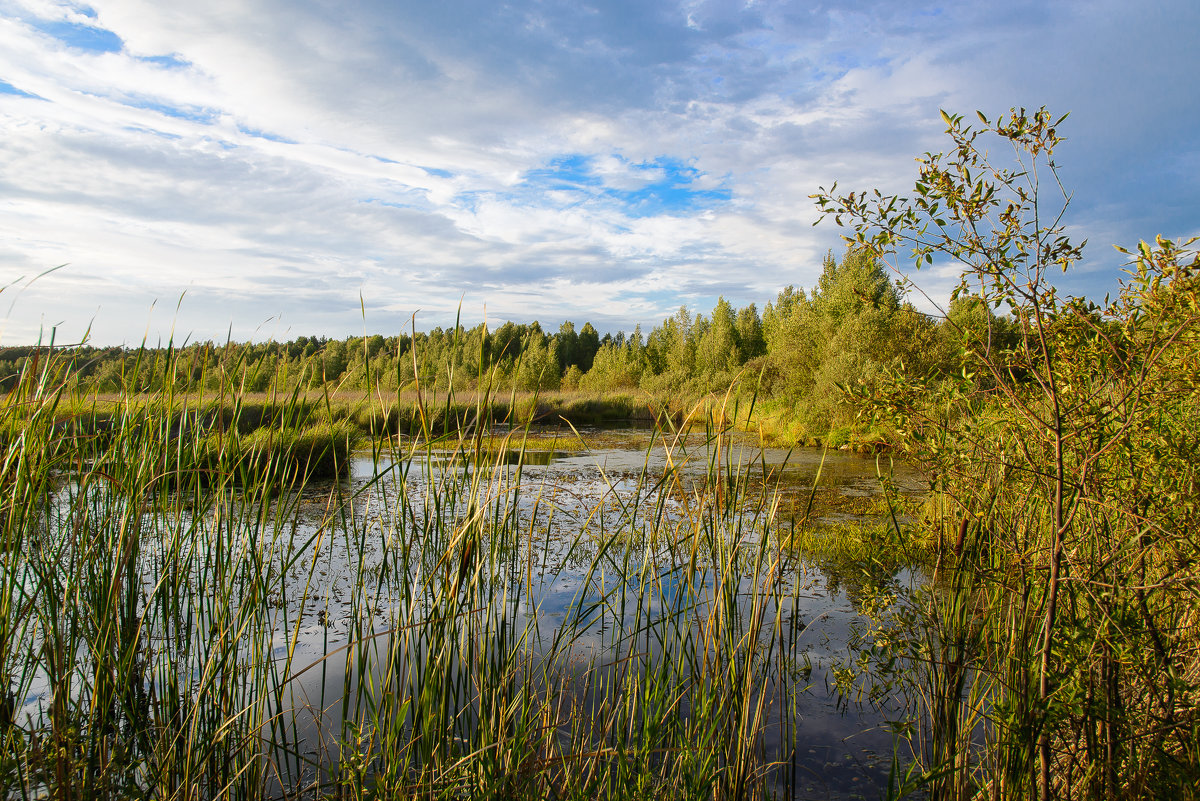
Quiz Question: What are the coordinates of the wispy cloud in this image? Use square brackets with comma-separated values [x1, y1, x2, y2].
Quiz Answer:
[0, 0, 1195, 344]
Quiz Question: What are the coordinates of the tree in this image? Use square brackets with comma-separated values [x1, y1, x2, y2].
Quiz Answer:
[759, 248, 911, 427]
[515, 335, 560, 391]
[318, 340, 348, 384]
[696, 297, 739, 377]
[490, 322, 523, 363]
[364, 334, 386, 360]
[581, 343, 643, 389]
[577, 322, 601, 373]
[815, 108, 1200, 799]
[665, 306, 695, 375]
[735, 304, 765, 362]
[762, 285, 806, 353]
[552, 321, 578, 374]
[810, 249, 899, 322]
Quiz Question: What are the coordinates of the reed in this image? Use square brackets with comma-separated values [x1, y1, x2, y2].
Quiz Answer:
[0, 338, 838, 800]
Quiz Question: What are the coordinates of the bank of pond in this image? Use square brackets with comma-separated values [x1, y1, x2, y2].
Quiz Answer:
[30, 386, 890, 460]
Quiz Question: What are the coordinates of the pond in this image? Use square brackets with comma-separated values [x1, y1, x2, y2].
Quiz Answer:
[270, 425, 928, 799]
[10, 423, 929, 800]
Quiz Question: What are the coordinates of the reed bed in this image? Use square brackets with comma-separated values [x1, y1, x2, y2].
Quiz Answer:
[60, 389, 659, 446]
[0, 344, 833, 800]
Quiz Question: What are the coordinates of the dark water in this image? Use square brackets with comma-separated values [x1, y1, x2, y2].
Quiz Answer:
[10, 424, 931, 800]
[266, 427, 928, 799]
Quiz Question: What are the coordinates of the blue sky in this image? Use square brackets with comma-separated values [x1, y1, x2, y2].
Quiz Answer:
[0, 0, 1196, 345]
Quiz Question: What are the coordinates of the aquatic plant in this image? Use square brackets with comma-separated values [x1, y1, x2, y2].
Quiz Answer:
[0, 337, 861, 800]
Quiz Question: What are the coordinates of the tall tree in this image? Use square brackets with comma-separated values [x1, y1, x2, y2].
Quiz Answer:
[552, 321, 578, 374]
[577, 322, 601, 372]
[736, 303, 766, 361]
[696, 297, 739, 376]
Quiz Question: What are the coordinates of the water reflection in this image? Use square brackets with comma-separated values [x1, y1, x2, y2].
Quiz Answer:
[14, 424, 923, 799]
[266, 427, 925, 799]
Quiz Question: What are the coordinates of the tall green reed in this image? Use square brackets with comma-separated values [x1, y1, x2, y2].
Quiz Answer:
[1, 330, 825, 800]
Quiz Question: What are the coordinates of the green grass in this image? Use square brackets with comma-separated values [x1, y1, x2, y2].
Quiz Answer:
[0, 344, 836, 800]
[27, 327, 1193, 801]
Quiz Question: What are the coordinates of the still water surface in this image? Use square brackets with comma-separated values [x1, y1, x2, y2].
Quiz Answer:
[15, 425, 927, 799]
[274, 426, 928, 799]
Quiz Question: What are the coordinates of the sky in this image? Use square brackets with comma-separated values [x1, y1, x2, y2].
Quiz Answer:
[0, 0, 1196, 346]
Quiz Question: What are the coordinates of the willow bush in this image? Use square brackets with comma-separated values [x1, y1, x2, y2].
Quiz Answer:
[818, 108, 1200, 799]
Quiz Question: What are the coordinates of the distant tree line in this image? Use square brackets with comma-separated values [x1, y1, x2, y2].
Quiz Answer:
[0, 249, 1007, 436]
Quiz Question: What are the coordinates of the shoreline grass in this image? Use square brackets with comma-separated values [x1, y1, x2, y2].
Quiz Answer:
[1, 344, 865, 800]
[50, 383, 901, 455]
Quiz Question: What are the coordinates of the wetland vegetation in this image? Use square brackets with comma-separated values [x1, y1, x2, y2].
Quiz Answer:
[0, 357, 922, 800]
[2, 108, 1199, 800]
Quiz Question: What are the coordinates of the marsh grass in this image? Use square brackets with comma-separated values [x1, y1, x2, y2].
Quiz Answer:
[64, 389, 659, 446]
[0, 340, 842, 800]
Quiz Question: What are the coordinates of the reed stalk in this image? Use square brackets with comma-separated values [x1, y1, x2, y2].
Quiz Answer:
[0, 333, 843, 800]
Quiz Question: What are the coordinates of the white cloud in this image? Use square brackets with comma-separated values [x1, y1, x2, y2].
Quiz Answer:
[0, 0, 1195, 343]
